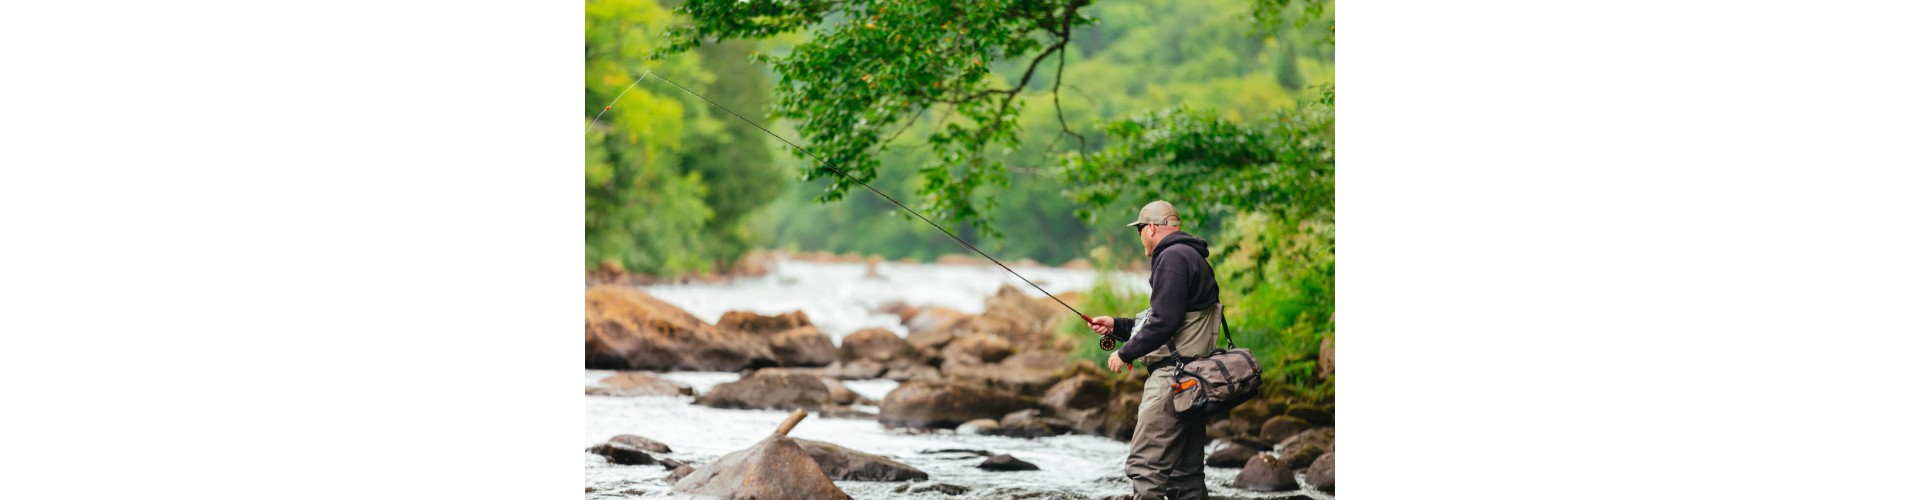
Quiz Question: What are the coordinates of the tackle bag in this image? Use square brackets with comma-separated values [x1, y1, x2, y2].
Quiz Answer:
[1167, 317, 1263, 419]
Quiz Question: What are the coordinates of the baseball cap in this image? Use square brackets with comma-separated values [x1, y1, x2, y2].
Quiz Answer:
[1126, 200, 1179, 228]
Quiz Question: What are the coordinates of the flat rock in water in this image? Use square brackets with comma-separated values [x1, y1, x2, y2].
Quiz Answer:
[792, 438, 929, 482]
[977, 454, 1040, 471]
[877, 381, 1041, 429]
[585, 442, 656, 466]
[586, 372, 692, 397]
[695, 369, 834, 410]
[764, 325, 839, 367]
[992, 409, 1075, 438]
[715, 310, 813, 334]
[672, 435, 851, 499]
[1230, 454, 1298, 492]
[607, 434, 671, 453]
[1305, 451, 1334, 494]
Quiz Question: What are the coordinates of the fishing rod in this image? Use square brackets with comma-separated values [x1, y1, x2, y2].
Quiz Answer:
[592, 70, 1097, 329]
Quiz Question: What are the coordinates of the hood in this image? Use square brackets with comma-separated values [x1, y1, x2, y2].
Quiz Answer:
[1152, 231, 1210, 260]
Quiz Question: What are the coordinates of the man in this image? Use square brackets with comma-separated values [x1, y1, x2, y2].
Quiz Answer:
[1090, 200, 1224, 500]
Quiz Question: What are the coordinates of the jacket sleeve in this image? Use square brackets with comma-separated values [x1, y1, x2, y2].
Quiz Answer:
[1117, 248, 1194, 364]
[1110, 316, 1136, 339]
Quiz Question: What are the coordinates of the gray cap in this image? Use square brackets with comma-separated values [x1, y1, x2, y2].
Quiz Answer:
[1126, 200, 1180, 227]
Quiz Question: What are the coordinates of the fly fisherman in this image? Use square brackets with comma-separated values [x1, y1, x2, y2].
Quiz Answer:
[1089, 200, 1225, 500]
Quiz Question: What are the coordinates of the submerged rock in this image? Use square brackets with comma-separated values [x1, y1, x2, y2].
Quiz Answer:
[584, 441, 656, 466]
[977, 453, 1040, 471]
[894, 482, 970, 495]
[585, 372, 691, 397]
[792, 439, 928, 481]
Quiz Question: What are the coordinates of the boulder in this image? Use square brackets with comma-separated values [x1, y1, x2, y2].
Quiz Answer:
[792, 439, 928, 481]
[1230, 454, 1298, 492]
[585, 372, 692, 397]
[1259, 415, 1314, 445]
[904, 307, 967, 336]
[1206, 441, 1259, 468]
[956, 418, 1000, 435]
[1305, 451, 1334, 493]
[840, 327, 919, 366]
[882, 363, 941, 382]
[765, 326, 839, 367]
[716, 310, 813, 334]
[667, 465, 695, 483]
[824, 359, 887, 379]
[877, 380, 1042, 429]
[1276, 427, 1334, 469]
[991, 409, 1075, 438]
[673, 409, 851, 499]
[940, 333, 1014, 365]
[608, 434, 671, 453]
[585, 441, 656, 465]
[1040, 374, 1111, 412]
[695, 369, 834, 410]
[1099, 392, 1143, 441]
[943, 351, 1073, 394]
[820, 378, 858, 406]
[584, 286, 776, 371]
[977, 454, 1040, 471]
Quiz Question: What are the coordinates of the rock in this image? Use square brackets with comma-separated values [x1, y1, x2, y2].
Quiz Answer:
[585, 442, 656, 465]
[824, 359, 887, 379]
[765, 325, 839, 367]
[940, 333, 1014, 365]
[956, 418, 1000, 435]
[820, 378, 858, 405]
[894, 482, 970, 495]
[877, 380, 1042, 429]
[607, 434, 671, 453]
[716, 310, 813, 334]
[695, 369, 834, 410]
[584, 286, 776, 371]
[944, 351, 1074, 394]
[673, 435, 850, 499]
[1276, 427, 1334, 469]
[1317, 334, 1334, 379]
[1259, 415, 1314, 444]
[1206, 441, 1259, 468]
[1231, 454, 1299, 492]
[882, 363, 941, 382]
[658, 457, 687, 470]
[841, 327, 914, 360]
[904, 307, 967, 335]
[977, 454, 1040, 471]
[1100, 392, 1142, 441]
[1285, 404, 1334, 426]
[1062, 258, 1093, 270]
[585, 372, 693, 397]
[1040, 374, 1111, 412]
[992, 409, 1075, 438]
[792, 439, 928, 481]
[1305, 451, 1334, 493]
[667, 465, 694, 483]
[920, 448, 992, 457]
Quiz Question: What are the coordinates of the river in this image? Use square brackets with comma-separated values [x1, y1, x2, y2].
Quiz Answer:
[585, 258, 1327, 499]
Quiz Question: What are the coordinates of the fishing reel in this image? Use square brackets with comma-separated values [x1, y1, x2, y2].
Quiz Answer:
[1098, 333, 1122, 351]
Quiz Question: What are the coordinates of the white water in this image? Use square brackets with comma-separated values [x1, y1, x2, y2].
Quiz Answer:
[585, 259, 1325, 499]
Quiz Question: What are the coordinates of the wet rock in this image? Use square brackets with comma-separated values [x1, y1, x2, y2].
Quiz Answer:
[1259, 415, 1314, 444]
[940, 333, 1014, 365]
[584, 286, 776, 371]
[1100, 392, 1143, 441]
[585, 372, 692, 397]
[792, 439, 928, 481]
[695, 369, 833, 410]
[585, 442, 656, 465]
[667, 465, 694, 483]
[607, 434, 671, 453]
[840, 327, 918, 365]
[992, 409, 1075, 438]
[765, 325, 839, 367]
[715, 310, 813, 334]
[945, 351, 1074, 394]
[882, 363, 941, 382]
[904, 307, 967, 335]
[877, 380, 1042, 429]
[658, 457, 687, 470]
[819, 377, 858, 405]
[1305, 451, 1334, 493]
[1206, 441, 1259, 468]
[1284, 404, 1334, 426]
[893, 482, 970, 495]
[977, 454, 1040, 471]
[673, 410, 851, 499]
[1231, 454, 1298, 492]
[1276, 427, 1334, 469]
[1040, 374, 1111, 412]
[921, 448, 992, 458]
[956, 418, 1000, 435]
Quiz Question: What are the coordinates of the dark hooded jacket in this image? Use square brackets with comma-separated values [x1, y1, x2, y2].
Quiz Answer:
[1110, 231, 1220, 365]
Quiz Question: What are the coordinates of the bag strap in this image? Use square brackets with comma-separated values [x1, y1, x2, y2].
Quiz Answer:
[1168, 259, 1233, 368]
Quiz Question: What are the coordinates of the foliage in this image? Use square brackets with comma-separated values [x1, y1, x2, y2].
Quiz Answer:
[586, 0, 783, 276]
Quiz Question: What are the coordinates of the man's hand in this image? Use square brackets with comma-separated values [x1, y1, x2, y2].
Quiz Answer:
[1090, 316, 1115, 335]
[1107, 351, 1127, 373]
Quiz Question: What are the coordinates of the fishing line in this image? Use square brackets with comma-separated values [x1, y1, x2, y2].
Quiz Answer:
[592, 70, 1094, 327]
